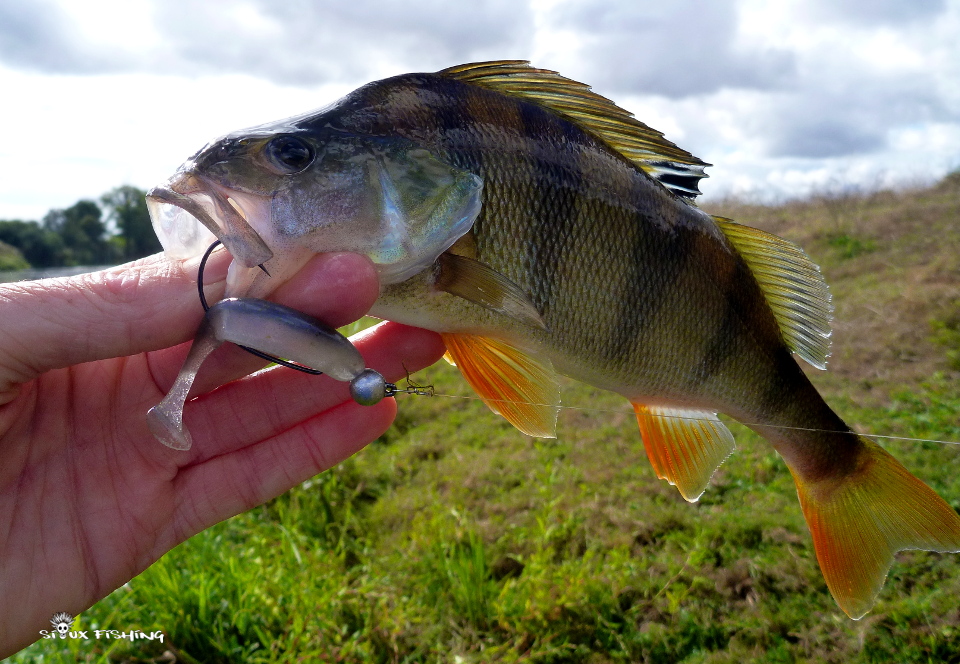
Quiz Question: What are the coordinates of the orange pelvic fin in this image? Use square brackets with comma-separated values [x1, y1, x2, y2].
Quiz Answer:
[792, 436, 960, 619]
[441, 333, 559, 438]
[631, 403, 735, 502]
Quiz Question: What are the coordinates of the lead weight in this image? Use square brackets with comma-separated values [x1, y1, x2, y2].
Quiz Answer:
[350, 368, 388, 406]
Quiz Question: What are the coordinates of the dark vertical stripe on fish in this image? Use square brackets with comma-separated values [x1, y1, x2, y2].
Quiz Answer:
[756, 350, 799, 418]
[520, 101, 586, 318]
[605, 206, 694, 368]
[440, 83, 502, 256]
[689, 238, 750, 385]
[694, 299, 741, 384]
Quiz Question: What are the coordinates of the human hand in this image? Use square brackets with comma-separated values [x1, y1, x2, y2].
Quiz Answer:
[0, 250, 445, 657]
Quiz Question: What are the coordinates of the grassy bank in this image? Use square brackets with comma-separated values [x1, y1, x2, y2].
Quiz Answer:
[11, 175, 960, 663]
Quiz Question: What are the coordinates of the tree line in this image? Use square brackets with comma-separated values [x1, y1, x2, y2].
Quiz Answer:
[0, 185, 162, 271]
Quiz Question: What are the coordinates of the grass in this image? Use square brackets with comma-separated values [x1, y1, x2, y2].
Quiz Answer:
[9, 175, 960, 663]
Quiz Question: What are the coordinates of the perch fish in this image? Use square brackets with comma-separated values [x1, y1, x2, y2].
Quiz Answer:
[146, 61, 960, 619]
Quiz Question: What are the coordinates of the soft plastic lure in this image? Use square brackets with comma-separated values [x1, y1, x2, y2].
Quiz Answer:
[147, 241, 392, 451]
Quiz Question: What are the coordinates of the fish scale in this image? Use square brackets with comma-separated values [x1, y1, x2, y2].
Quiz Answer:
[146, 60, 960, 620]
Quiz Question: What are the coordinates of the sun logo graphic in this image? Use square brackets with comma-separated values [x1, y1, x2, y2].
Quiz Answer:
[49, 612, 74, 638]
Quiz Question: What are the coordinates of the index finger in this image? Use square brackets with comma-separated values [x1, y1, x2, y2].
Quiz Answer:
[0, 250, 230, 396]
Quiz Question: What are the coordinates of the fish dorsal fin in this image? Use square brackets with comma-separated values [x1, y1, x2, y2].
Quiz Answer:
[714, 217, 834, 369]
[631, 403, 736, 502]
[441, 332, 560, 438]
[436, 252, 546, 329]
[438, 61, 709, 199]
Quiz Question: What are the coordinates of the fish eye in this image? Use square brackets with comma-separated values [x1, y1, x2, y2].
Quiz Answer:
[265, 136, 315, 174]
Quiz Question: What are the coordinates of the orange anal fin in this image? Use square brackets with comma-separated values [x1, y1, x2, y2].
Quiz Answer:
[441, 333, 559, 438]
[792, 437, 960, 619]
[631, 403, 736, 502]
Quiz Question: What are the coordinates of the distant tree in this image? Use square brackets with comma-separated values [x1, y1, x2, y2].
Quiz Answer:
[43, 200, 119, 266]
[0, 220, 65, 267]
[0, 240, 29, 270]
[101, 186, 161, 260]
[1, 186, 163, 272]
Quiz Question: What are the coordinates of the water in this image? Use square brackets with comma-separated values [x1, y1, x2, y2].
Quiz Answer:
[0, 265, 116, 283]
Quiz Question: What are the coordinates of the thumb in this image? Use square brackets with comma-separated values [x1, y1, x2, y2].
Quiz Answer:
[0, 249, 231, 398]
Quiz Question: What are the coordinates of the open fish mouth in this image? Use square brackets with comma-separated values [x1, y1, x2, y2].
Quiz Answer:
[146, 171, 274, 268]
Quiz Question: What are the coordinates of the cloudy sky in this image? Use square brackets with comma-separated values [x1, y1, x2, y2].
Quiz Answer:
[1, 0, 958, 220]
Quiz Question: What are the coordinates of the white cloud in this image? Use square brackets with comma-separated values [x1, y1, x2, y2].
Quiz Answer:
[542, 0, 797, 98]
[0, 65, 353, 218]
[0, 0, 534, 83]
[808, 0, 947, 26]
[0, 0, 958, 218]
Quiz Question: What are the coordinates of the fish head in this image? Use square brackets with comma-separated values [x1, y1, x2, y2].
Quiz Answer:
[147, 113, 483, 298]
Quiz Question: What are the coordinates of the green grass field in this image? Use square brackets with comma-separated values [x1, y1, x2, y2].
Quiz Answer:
[10, 175, 960, 663]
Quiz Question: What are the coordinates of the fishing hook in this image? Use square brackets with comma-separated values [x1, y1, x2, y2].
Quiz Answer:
[196, 239, 325, 376]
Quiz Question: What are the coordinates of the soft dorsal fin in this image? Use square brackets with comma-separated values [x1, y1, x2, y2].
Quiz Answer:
[714, 217, 833, 369]
[438, 61, 710, 199]
[441, 332, 560, 438]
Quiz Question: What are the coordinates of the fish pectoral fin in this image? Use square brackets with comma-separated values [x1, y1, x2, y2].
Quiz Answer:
[441, 332, 559, 438]
[436, 253, 546, 329]
[631, 403, 736, 502]
[792, 436, 960, 619]
[714, 217, 833, 370]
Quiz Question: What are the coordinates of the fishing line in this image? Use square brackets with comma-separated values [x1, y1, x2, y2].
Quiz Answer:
[416, 391, 960, 447]
[196, 239, 959, 446]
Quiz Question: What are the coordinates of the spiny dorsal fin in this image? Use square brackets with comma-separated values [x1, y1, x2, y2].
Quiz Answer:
[715, 217, 833, 369]
[438, 60, 710, 199]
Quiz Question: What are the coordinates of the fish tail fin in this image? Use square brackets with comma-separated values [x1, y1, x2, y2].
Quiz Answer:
[790, 436, 960, 619]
